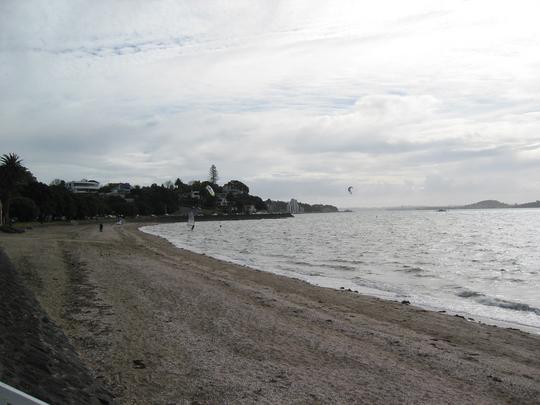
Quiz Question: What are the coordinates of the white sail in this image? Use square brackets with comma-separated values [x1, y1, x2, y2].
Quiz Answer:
[187, 210, 195, 229]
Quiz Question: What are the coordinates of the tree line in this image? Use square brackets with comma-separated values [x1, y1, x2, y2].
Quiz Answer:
[0, 153, 338, 225]
[0, 154, 266, 224]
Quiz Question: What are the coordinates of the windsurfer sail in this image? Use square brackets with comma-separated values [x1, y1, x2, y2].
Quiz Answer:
[188, 209, 195, 230]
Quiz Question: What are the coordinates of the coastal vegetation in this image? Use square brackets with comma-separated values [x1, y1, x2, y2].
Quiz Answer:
[0, 153, 35, 225]
[0, 154, 338, 224]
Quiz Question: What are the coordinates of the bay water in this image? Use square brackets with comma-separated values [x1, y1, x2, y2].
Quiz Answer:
[141, 209, 540, 334]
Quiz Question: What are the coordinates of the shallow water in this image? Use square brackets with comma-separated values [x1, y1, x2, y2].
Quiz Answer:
[141, 209, 540, 333]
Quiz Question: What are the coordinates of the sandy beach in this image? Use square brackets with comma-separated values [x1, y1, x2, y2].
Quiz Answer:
[1, 222, 540, 404]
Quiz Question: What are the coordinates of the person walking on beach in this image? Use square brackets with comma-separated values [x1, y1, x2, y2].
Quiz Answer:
[99, 223, 103, 232]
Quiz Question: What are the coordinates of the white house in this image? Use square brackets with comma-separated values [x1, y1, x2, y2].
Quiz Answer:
[66, 179, 100, 193]
[223, 184, 245, 195]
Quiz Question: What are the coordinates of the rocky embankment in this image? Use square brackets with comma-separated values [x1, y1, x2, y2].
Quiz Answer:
[0, 248, 114, 404]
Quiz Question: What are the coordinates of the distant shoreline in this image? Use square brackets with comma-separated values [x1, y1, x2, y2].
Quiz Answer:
[388, 206, 540, 211]
[388, 199, 540, 211]
[6, 212, 294, 229]
[135, 212, 294, 223]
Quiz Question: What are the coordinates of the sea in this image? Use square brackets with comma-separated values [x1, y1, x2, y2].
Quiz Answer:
[140, 209, 540, 334]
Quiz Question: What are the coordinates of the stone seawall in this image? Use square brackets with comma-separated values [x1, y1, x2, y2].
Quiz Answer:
[0, 248, 114, 404]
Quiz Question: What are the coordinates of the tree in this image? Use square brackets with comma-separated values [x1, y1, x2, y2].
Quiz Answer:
[50, 179, 65, 186]
[223, 180, 249, 194]
[0, 153, 34, 225]
[21, 181, 55, 221]
[189, 180, 203, 191]
[209, 164, 219, 184]
[47, 183, 76, 220]
[163, 180, 174, 189]
[10, 197, 39, 222]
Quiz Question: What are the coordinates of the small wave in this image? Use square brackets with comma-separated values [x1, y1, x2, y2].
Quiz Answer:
[266, 252, 296, 259]
[477, 297, 540, 316]
[351, 277, 403, 295]
[399, 266, 425, 274]
[269, 259, 359, 273]
[457, 289, 540, 315]
[456, 290, 485, 298]
[332, 258, 365, 265]
[321, 260, 358, 271]
[291, 260, 317, 267]
[323, 263, 357, 272]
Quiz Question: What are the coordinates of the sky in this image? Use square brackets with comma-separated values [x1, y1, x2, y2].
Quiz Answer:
[1, 0, 540, 208]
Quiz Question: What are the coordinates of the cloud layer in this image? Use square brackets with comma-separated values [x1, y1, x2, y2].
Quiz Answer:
[1, 0, 540, 207]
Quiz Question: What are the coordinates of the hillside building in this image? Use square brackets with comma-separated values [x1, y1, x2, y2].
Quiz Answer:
[66, 179, 100, 193]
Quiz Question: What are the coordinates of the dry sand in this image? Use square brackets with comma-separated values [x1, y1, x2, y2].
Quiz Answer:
[1, 222, 539, 404]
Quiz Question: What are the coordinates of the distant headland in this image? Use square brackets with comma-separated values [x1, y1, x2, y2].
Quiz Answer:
[391, 199, 540, 211]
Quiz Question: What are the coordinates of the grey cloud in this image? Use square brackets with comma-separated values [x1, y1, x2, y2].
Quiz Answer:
[250, 177, 346, 203]
[2, 1, 540, 206]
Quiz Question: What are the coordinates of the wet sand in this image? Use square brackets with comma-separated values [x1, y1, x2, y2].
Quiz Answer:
[1, 222, 539, 404]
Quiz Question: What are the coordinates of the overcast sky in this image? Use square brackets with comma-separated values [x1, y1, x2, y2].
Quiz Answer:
[1, 1, 540, 207]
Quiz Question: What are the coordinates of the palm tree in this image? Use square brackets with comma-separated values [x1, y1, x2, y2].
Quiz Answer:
[0, 153, 33, 225]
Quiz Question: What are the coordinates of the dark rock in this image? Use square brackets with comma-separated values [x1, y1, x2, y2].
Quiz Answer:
[132, 359, 146, 369]
[401, 300, 411, 305]
[488, 375, 503, 383]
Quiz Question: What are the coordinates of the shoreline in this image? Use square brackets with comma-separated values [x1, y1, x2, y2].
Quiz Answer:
[139, 223, 540, 336]
[1, 223, 540, 403]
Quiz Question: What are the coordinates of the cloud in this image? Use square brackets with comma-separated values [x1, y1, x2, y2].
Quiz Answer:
[1, 1, 540, 206]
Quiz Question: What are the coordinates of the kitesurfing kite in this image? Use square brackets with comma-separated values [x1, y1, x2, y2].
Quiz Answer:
[347, 186, 354, 194]
[206, 185, 215, 197]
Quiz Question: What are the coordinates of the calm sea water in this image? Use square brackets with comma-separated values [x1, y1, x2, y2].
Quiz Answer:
[141, 209, 540, 333]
